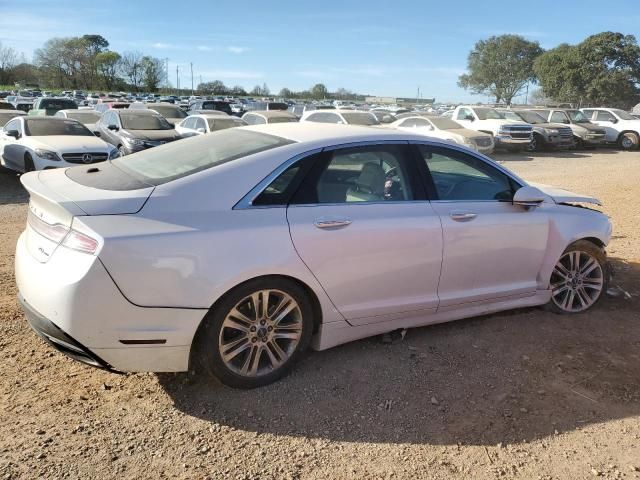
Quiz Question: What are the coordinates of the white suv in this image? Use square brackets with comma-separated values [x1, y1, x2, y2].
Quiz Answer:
[452, 106, 533, 151]
[580, 108, 640, 150]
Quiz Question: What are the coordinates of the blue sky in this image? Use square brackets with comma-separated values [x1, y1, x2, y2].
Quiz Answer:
[1, 0, 639, 102]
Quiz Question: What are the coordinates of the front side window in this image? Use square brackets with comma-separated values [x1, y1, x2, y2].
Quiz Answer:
[293, 145, 414, 204]
[550, 111, 569, 123]
[417, 145, 517, 201]
[194, 118, 206, 131]
[4, 119, 21, 133]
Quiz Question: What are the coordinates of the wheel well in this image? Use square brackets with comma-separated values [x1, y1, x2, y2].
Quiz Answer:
[581, 236, 605, 248]
[188, 274, 323, 371]
[617, 130, 639, 140]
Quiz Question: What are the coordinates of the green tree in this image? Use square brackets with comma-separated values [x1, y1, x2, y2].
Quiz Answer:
[310, 83, 328, 100]
[230, 85, 247, 96]
[278, 87, 292, 98]
[96, 51, 121, 89]
[535, 32, 640, 109]
[458, 34, 543, 105]
[119, 51, 144, 91]
[140, 56, 166, 91]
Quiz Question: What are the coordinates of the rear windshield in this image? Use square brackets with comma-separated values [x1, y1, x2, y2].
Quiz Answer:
[207, 118, 244, 130]
[341, 112, 379, 125]
[25, 119, 94, 136]
[121, 114, 173, 130]
[112, 129, 294, 185]
[267, 116, 298, 124]
[151, 105, 188, 119]
[40, 99, 77, 110]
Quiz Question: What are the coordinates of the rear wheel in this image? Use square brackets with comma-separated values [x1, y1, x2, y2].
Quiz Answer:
[24, 153, 35, 173]
[118, 145, 127, 156]
[618, 132, 639, 151]
[194, 277, 314, 388]
[527, 133, 544, 152]
[547, 240, 607, 314]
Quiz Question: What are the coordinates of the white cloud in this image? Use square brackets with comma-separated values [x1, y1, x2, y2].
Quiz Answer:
[227, 46, 249, 54]
[197, 45, 213, 52]
[151, 42, 173, 49]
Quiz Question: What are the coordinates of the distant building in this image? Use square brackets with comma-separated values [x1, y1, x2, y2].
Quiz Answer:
[365, 96, 435, 105]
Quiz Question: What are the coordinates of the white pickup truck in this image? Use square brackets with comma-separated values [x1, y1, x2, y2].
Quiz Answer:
[451, 106, 533, 151]
[580, 108, 640, 150]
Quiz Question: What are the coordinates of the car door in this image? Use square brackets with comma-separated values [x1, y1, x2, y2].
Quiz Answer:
[0, 118, 23, 170]
[589, 110, 619, 142]
[287, 143, 443, 325]
[414, 143, 549, 308]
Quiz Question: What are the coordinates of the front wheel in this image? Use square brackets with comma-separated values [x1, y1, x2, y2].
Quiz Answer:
[618, 132, 639, 151]
[194, 278, 314, 388]
[547, 240, 607, 314]
[24, 153, 35, 173]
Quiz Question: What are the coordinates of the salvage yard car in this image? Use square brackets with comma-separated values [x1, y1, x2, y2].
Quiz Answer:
[581, 108, 640, 150]
[175, 113, 247, 137]
[54, 109, 102, 132]
[95, 109, 181, 156]
[242, 110, 298, 125]
[452, 106, 533, 151]
[389, 115, 494, 154]
[29, 97, 78, 116]
[498, 109, 573, 152]
[0, 117, 118, 172]
[300, 109, 379, 126]
[531, 109, 606, 149]
[16, 123, 611, 388]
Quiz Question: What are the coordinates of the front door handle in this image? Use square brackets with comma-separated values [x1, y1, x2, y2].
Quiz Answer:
[450, 211, 477, 221]
[314, 218, 352, 229]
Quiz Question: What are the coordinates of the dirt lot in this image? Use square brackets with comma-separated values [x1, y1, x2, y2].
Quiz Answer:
[1, 149, 639, 480]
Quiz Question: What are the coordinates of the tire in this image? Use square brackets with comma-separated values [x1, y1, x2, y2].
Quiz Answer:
[572, 136, 584, 150]
[618, 132, 639, 151]
[546, 240, 608, 314]
[194, 277, 314, 388]
[527, 133, 544, 152]
[118, 145, 127, 156]
[24, 153, 35, 173]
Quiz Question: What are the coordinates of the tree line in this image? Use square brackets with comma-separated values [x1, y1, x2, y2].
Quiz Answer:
[197, 80, 359, 100]
[0, 34, 168, 91]
[458, 31, 640, 109]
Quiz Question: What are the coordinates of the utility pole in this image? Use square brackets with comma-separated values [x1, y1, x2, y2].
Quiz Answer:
[165, 58, 169, 92]
[190, 62, 194, 95]
[176, 65, 179, 95]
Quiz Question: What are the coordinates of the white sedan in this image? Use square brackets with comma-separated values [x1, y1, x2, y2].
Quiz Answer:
[389, 116, 495, 154]
[1, 117, 119, 172]
[175, 113, 247, 137]
[16, 124, 611, 388]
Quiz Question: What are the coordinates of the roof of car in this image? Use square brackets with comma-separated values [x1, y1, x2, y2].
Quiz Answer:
[116, 109, 157, 116]
[242, 122, 431, 145]
[190, 111, 231, 117]
[245, 110, 297, 119]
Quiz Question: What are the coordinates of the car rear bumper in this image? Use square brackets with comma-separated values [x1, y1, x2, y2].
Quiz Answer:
[19, 293, 120, 373]
[15, 231, 205, 372]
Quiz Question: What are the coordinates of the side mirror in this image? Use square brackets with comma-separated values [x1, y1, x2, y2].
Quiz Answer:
[611, 118, 618, 124]
[5, 129, 20, 139]
[513, 186, 546, 207]
[93, 130, 101, 137]
[465, 115, 475, 121]
[196, 127, 206, 133]
[107, 124, 119, 131]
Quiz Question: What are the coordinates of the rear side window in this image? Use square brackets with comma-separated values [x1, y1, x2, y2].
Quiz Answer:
[550, 111, 568, 123]
[113, 129, 294, 185]
[252, 153, 321, 206]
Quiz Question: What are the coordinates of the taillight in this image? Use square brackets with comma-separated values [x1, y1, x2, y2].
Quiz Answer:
[61, 230, 99, 254]
[27, 210, 99, 255]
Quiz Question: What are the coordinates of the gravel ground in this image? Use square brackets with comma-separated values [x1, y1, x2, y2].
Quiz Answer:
[1, 149, 639, 480]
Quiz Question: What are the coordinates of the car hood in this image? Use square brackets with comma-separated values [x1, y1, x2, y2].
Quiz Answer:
[121, 128, 181, 141]
[450, 128, 492, 139]
[533, 122, 568, 129]
[478, 119, 528, 128]
[29, 135, 111, 152]
[530, 182, 602, 206]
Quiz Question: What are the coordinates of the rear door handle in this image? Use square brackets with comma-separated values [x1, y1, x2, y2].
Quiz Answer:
[450, 211, 477, 221]
[314, 218, 352, 229]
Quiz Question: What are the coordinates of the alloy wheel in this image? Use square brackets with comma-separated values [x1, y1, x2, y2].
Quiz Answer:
[218, 289, 303, 377]
[550, 250, 604, 312]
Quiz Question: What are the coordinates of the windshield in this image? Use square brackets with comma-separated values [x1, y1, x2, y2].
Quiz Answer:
[64, 111, 101, 123]
[500, 111, 522, 121]
[40, 100, 77, 110]
[429, 117, 464, 129]
[121, 114, 173, 130]
[473, 108, 503, 120]
[206, 118, 243, 130]
[152, 105, 188, 119]
[567, 110, 590, 123]
[516, 111, 546, 124]
[267, 116, 298, 124]
[25, 119, 94, 136]
[341, 112, 379, 125]
[113, 129, 293, 185]
[611, 109, 635, 120]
